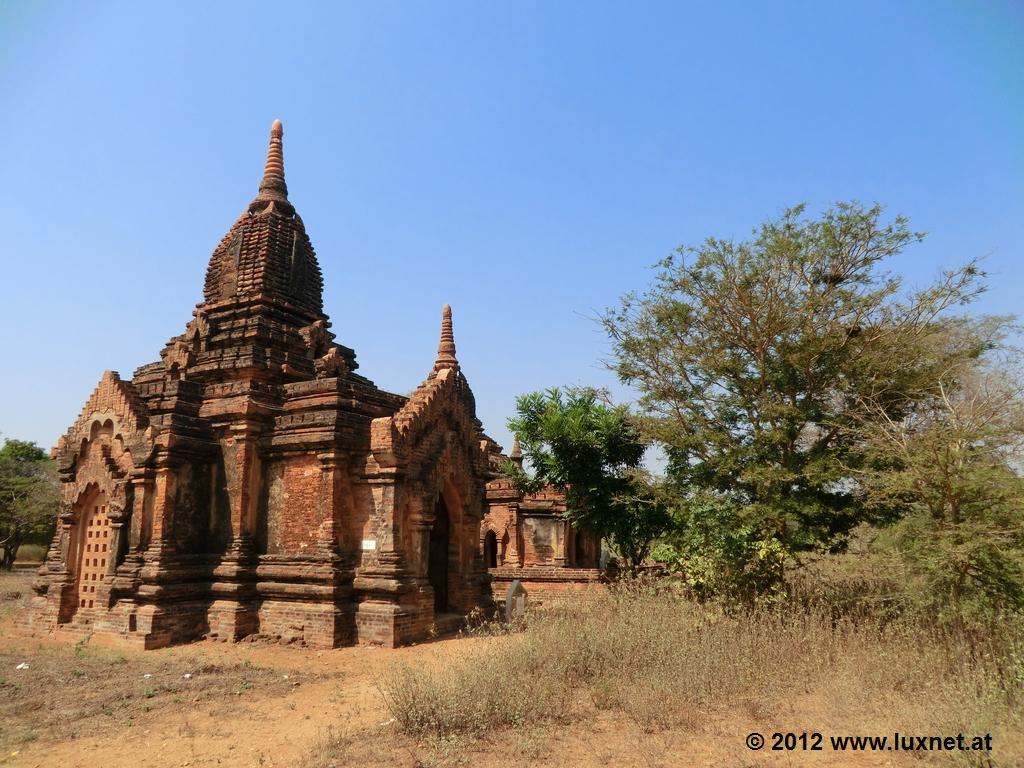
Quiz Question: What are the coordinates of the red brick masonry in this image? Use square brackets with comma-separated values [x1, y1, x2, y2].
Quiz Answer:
[24, 122, 601, 650]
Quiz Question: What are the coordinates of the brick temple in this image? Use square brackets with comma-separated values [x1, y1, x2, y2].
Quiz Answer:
[27, 121, 602, 649]
[483, 441, 604, 602]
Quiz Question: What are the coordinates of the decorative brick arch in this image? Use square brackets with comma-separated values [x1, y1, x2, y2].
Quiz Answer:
[480, 518, 509, 567]
[34, 371, 154, 628]
[55, 371, 154, 464]
[69, 484, 111, 615]
[409, 434, 487, 619]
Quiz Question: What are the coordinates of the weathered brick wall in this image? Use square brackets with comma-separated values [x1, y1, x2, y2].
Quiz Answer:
[171, 461, 215, 554]
[521, 517, 557, 564]
[348, 481, 378, 568]
[258, 461, 284, 554]
[354, 599, 402, 646]
[391, 588, 439, 646]
[252, 556, 354, 647]
[208, 457, 232, 552]
[489, 567, 606, 607]
[257, 600, 350, 647]
[264, 455, 321, 555]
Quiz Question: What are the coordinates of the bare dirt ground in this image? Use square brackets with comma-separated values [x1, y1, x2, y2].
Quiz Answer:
[0, 573, 976, 768]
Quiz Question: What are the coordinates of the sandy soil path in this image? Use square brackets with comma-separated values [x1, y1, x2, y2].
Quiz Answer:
[3, 637, 485, 768]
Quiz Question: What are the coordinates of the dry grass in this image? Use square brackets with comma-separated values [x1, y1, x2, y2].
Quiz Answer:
[5, 569, 1020, 766]
[14, 544, 46, 563]
[368, 580, 1023, 766]
[0, 570, 34, 626]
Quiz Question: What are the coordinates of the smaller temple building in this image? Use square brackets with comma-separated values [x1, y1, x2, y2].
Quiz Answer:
[481, 441, 605, 604]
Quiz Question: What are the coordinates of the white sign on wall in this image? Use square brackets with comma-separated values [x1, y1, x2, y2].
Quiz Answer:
[361, 539, 377, 551]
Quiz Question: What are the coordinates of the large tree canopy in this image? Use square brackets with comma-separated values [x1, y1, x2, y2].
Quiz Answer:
[602, 202, 987, 565]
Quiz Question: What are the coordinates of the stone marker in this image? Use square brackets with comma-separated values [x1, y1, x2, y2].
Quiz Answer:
[505, 579, 527, 622]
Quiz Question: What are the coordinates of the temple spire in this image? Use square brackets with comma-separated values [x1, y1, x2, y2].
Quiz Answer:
[251, 119, 290, 211]
[433, 304, 458, 372]
[510, 437, 523, 468]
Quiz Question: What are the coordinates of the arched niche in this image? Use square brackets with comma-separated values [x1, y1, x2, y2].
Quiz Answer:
[483, 529, 498, 569]
[428, 493, 451, 612]
[425, 478, 468, 615]
[68, 484, 111, 617]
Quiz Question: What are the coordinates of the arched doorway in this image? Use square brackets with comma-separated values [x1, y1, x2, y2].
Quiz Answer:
[428, 495, 450, 613]
[484, 530, 498, 568]
[73, 490, 111, 614]
[574, 529, 588, 567]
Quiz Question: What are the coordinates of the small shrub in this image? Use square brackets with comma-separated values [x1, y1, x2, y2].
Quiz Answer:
[380, 640, 573, 737]
[73, 637, 90, 658]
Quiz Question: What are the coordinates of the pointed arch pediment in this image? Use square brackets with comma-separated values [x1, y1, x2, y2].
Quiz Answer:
[55, 371, 155, 472]
[371, 367, 484, 469]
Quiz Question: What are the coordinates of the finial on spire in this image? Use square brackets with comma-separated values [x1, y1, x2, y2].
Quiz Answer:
[252, 119, 290, 211]
[263, 119, 284, 178]
[433, 304, 458, 372]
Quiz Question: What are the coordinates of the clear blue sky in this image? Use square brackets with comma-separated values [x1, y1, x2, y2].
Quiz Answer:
[1, 1, 1022, 454]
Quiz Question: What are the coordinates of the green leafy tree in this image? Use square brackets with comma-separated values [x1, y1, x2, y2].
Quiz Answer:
[0, 438, 58, 570]
[506, 388, 672, 570]
[652, 493, 788, 602]
[603, 202, 986, 588]
[857, 347, 1024, 619]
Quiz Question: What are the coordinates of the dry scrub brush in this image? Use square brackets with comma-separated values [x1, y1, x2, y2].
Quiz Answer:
[381, 581, 1023, 764]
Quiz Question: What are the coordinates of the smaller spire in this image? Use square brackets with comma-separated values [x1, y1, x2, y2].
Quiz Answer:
[265, 119, 284, 171]
[510, 437, 523, 468]
[433, 304, 458, 372]
[251, 119, 290, 212]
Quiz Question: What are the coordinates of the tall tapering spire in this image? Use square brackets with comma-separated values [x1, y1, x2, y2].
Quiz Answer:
[433, 304, 458, 372]
[510, 436, 523, 467]
[251, 119, 290, 211]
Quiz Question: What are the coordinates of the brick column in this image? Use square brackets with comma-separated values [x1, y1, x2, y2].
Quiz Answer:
[352, 480, 419, 647]
[106, 513, 125, 576]
[316, 451, 343, 554]
[205, 423, 261, 642]
[399, 496, 425, 576]
[505, 503, 521, 567]
[38, 502, 78, 625]
[128, 472, 154, 553]
[146, 463, 177, 555]
[224, 421, 261, 556]
[554, 518, 567, 567]
[56, 502, 74, 566]
[375, 483, 399, 558]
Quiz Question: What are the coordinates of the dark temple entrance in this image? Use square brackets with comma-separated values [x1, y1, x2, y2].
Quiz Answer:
[428, 495, 450, 612]
[574, 530, 588, 567]
[484, 530, 498, 568]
